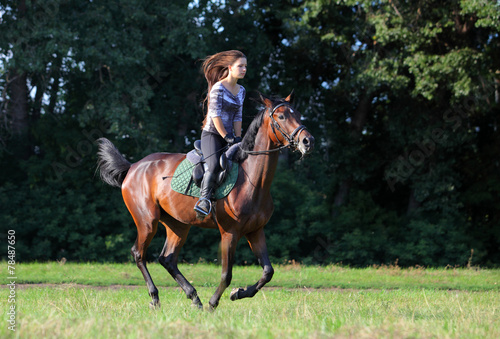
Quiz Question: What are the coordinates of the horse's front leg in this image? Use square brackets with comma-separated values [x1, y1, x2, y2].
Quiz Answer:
[208, 231, 238, 311]
[230, 227, 274, 301]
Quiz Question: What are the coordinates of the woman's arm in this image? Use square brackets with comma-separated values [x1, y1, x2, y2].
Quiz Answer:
[233, 121, 242, 138]
[233, 87, 244, 139]
[212, 116, 229, 137]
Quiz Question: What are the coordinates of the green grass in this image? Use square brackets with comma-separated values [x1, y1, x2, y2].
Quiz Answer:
[2, 262, 500, 338]
[4, 285, 499, 338]
[15, 262, 500, 291]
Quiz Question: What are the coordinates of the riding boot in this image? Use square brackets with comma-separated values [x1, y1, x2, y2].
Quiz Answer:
[194, 170, 217, 217]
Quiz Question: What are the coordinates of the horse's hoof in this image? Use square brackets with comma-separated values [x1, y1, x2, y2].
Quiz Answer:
[230, 288, 244, 301]
[149, 301, 161, 310]
[207, 303, 218, 312]
[191, 300, 204, 310]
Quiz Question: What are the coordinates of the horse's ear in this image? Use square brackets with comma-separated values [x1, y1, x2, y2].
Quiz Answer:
[285, 89, 295, 104]
[258, 92, 273, 108]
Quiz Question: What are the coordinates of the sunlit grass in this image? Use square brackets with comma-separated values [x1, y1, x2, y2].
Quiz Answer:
[2, 262, 499, 338]
[2, 285, 499, 338]
[13, 261, 500, 291]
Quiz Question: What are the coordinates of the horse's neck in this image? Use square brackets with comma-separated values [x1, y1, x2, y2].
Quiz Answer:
[243, 129, 279, 193]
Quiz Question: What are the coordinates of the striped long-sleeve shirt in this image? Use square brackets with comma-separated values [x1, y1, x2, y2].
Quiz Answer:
[203, 81, 245, 135]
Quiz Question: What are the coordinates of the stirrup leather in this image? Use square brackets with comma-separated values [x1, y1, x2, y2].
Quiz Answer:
[194, 197, 212, 216]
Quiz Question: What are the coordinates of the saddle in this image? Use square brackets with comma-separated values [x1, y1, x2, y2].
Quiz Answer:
[187, 140, 240, 188]
[170, 141, 240, 199]
[186, 140, 239, 187]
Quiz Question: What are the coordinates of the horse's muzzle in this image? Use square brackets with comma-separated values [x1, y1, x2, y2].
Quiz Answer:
[299, 135, 315, 155]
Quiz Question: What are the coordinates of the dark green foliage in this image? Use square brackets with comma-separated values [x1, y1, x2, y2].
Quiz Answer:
[1, 0, 498, 267]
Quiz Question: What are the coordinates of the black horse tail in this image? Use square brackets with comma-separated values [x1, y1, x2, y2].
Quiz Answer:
[96, 138, 131, 188]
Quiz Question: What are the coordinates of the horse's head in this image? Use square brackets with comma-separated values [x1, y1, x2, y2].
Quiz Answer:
[260, 91, 315, 155]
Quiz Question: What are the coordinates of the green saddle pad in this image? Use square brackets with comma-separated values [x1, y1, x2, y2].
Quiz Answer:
[171, 158, 239, 199]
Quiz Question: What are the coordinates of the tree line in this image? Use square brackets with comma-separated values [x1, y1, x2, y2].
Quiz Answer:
[1, 0, 499, 266]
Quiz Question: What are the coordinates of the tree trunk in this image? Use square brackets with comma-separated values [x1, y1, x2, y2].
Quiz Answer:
[334, 178, 353, 207]
[350, 93, 371, 137]
[47, 75, 60, 115]
[32, 77, 44, 121]
[332, 92, 371, 212]
[407, 189, 421, 215]
[5, 0, 30, 158]
[8, 70, 30, 158]
[9, 71, 29, 137]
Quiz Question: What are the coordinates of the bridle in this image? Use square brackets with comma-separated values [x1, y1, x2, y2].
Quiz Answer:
[242, 102, 308, 155]
[268, 103, 307, 149]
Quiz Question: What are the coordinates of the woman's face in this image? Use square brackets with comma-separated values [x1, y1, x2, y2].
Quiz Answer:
[229, 57, 247, 79]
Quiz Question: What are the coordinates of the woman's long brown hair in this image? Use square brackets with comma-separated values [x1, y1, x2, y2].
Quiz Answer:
[201, 50, 246, 128]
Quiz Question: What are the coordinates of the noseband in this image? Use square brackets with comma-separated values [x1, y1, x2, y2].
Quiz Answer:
[268, 103, 307, 149]
[241, 102, 308, 155]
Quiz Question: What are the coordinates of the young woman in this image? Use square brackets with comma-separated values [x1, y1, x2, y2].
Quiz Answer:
[194, 50, 247, 217]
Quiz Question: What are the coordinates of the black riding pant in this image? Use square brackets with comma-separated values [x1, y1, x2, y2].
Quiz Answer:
[201, 130, 226, 174]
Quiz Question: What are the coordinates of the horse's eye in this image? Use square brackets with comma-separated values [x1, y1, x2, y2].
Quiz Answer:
[278, 115, 285, 120]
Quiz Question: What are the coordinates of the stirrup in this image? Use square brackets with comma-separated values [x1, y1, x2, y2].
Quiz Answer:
[194, 197, 212, 216]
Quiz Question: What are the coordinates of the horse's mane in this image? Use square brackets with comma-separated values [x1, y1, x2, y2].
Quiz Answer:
[233, 109, 265, 162]
[234, 94, 288, 163]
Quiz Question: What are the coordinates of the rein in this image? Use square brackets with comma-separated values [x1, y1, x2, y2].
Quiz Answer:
[240, 144, 290, 155]
[241, 103, 307, 156]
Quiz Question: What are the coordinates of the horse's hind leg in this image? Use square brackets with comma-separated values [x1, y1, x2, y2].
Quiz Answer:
[158, 218, 203, 309]
[209, 231, 239, 310]
[130, 215, 160, 308]
[230, 228, 274, 301]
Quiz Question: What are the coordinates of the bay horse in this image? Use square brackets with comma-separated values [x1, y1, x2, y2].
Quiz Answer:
[96, 91, 314, 310]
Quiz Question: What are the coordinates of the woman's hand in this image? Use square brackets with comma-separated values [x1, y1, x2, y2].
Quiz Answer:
[224, 133, 235, 145]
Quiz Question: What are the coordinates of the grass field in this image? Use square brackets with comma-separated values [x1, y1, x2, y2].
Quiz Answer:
[2, 262, 500, 338]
